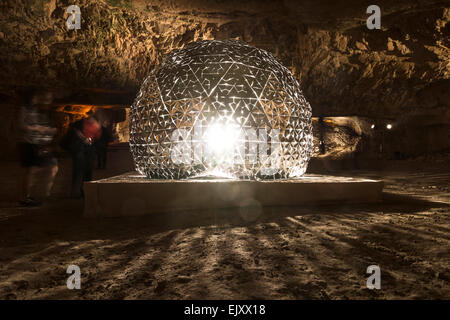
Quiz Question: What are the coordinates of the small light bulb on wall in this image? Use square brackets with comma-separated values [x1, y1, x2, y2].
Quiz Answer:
[386, 123, 392, 130]
[371, 124, 375, 129]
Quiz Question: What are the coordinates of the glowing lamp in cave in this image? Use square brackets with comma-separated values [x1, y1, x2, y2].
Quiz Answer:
[204, 121, 240, 161]
[129, 40, 313, 179]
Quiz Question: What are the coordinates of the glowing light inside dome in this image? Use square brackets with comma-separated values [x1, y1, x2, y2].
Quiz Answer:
[204, 121, 241, 163]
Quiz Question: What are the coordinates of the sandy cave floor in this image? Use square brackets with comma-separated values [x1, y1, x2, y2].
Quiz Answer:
[0, 160, 449, 300]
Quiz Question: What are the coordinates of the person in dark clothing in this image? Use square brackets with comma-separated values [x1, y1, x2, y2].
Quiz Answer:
[318, 116, 326, 155]
[66, 114, 102, 198]
[95, 119, 113, 169]
[18, 88, 58, 206]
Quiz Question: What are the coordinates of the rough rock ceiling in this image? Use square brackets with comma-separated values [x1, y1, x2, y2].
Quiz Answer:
[0, 0, 448, 119]
[131, 0, 448, 28]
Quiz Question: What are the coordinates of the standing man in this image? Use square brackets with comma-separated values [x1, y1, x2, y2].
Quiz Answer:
[19, 88, 58, 206]
[95, 119, 113, 169]
[67, 112, 102, 198]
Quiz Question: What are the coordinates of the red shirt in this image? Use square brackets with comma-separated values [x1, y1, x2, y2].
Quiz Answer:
[82, 118, 102, 141]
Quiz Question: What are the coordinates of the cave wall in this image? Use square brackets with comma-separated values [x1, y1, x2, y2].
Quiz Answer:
[0, 0, 448, 160]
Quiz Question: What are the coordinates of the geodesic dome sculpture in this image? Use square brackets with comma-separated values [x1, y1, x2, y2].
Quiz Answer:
[130, 40, 313, 180]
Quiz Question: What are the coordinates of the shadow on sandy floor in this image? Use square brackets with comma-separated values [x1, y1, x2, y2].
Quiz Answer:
[0, 188, 448, 299]
[0, 191, 447, 244]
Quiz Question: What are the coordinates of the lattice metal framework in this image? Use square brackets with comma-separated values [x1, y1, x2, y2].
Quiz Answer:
[130, 40, 313, 179]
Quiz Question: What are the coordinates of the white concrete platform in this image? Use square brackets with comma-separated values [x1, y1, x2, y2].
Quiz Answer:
[84, 172, 384, 217]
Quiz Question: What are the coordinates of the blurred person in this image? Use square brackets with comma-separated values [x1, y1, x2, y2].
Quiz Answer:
[95, 119, 114, 169]
[18, 88, 58, 206]
[66, 112, 102, 198]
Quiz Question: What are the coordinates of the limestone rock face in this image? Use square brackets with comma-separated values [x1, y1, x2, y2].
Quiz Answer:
[0, 0, 448, 159]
